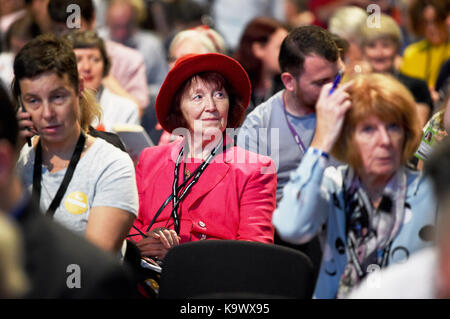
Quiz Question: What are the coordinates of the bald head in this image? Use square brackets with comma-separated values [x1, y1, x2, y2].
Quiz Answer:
[106, 0, 137, 43]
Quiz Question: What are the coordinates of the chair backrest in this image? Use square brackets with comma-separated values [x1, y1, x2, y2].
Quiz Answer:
[158, 240, 315, 299]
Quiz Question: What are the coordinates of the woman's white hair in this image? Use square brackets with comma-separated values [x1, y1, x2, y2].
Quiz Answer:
[169, 26, 227, 55]
[328, 6, 368, 43]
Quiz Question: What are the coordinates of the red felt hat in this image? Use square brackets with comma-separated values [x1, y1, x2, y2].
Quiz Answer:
[155, 53, 251, 133]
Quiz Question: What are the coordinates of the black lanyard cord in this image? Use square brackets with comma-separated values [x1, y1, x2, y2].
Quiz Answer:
[32, 132, 86, 217]
[139, 137, 226, 235]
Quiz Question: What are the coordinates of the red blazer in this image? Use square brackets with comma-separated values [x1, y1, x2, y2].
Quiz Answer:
[129, 139, 277, 244]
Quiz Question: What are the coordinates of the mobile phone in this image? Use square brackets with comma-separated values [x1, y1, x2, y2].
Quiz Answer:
[19, 96, 32, 147]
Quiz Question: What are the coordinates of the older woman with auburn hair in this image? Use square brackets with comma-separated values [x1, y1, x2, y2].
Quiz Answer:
[128, 53, 277, 260]
[273, 73, 438, 298]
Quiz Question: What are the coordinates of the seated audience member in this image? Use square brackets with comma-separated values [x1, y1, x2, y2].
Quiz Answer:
[348, 136, 450, 299]
[14, 34, 138, 254]
[210, 0, 285, 52]
[102, 0, 168, 94]
[307, 0, 371, 29]
[47, 0, 149, 116]
[284, 0, 315, 29]
[0, 84, 136, 298]
[273, 73, 438, 298]
[360, 13, 434, 128]
[0, 13, 41, 91]
[435, 59, 450, 100]
[156, 25, 227, 145]
[237, 26, 343, 281]
[327, 6, 367, 75]
[234, 17, 289, 112]
[65, 30, 139, 132]
[399, 0, 450, 99]
[128, 53, 277, 260]
[0, 0, 26, 38]
[167, 25, 227, 69]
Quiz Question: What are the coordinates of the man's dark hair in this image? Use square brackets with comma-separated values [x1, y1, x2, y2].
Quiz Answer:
[425, 137, 450, 201]
[279, 25, 339, 77]
[0, 85, 19, 148]
[48, 0, 95, 24]
[408, 0, 450, 37]
[12, 33, 79, 106]
[5, 13, 42, 52]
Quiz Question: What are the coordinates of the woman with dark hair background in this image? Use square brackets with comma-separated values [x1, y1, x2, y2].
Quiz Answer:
[234, 17, 288, 113]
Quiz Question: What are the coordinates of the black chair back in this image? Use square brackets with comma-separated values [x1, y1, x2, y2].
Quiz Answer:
[159, 240, 315, 299]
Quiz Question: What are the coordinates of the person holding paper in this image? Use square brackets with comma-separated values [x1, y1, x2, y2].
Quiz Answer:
[273, 73, 438, 298]
[128, 53, 277, 260]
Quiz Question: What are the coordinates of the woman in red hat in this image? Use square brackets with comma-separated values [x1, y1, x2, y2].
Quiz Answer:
[128, 53, 277, 260]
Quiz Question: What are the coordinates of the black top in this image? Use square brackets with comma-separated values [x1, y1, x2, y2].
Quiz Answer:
[395, 72, 434, 110]
[88, 126, 127, 152]
[16, 198, 138, 298]
[435, 59, 450, 95]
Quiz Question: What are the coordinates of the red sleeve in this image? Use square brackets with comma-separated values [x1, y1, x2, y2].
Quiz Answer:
[127, 148, 150, 243]
[237, 156, 277, 244]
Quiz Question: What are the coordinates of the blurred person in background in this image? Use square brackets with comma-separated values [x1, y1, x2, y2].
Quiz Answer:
[211, 0, 285, 52]
[308, 0, 371, 29]
[284, 0, 315, 29]
[0, 13, 41, 92]
[0, 0, 26, 44]
[47, 0, 149, 117]
[360, 13, 433, 129]
[400, 0, 450, 102]
[65, 30, 139, 132]
[101, 0, 168, 95]
[327, 6, 368, 78]
[234, 17, 288, 113]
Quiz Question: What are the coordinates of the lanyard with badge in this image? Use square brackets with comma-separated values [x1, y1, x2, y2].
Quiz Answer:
[32, 132, 86, 217]
[129, 136, 226, 238]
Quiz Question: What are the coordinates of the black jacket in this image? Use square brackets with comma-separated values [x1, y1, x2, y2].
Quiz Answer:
[17, 199, 137, 299]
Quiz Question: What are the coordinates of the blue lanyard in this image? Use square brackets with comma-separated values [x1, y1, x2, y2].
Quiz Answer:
[282, 92, 307, 154]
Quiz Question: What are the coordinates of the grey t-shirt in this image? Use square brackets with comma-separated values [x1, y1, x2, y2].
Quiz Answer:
[237, 90, 318, 201]
[17, 137, 139, 236]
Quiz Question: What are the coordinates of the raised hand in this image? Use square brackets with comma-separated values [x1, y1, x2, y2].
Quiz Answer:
[310, 80, 354, 153]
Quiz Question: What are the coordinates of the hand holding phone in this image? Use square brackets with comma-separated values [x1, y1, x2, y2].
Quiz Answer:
[16, 100, 36, 147]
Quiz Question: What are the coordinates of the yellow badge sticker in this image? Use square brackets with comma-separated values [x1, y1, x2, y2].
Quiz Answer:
[65, 191, 88, 215]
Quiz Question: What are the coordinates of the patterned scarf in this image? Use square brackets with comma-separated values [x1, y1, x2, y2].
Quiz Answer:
[336, 167, 407, 298]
